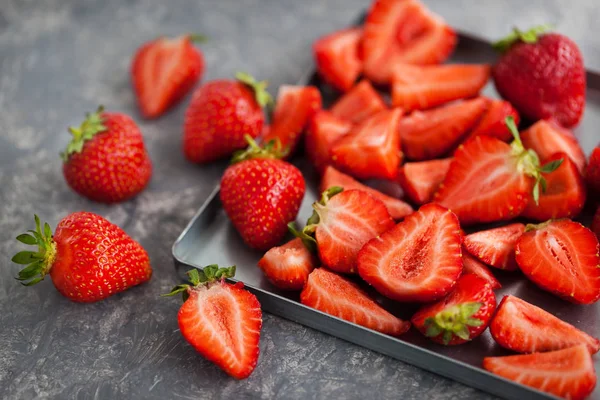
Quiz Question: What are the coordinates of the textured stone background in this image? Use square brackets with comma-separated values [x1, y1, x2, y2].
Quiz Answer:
[1, 0, 598, 399]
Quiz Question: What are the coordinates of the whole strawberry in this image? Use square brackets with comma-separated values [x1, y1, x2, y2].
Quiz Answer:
[183, 72, 272, 163]
[62, 107, 152, 203]
[492, 25, 586, 128]
[12, 213, 152, 302]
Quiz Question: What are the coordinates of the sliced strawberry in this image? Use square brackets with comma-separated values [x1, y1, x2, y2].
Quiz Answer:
[483, 345, 597, 400]
[466, 98, 520, 142]
[463, 223, 525, 271]
[321, 166, 413, 220]
[515, 219, 600, 304]
[391, 64, 490, 111]
[305, 111, 353, 173]
[330, 109, 402, 180]
[397, 158, 452, 205]
[357, 203, 463, 302]
[330, 80, 387, 124]
[400, 98, 488, 161]
[462, 252, 501, 290]
[313, 28, 362, 92]
[586, 146, 600, 200]
[257, 238, 317, 291]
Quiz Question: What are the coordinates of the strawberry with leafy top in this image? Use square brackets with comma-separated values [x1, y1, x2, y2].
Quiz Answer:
[463, 223, 525, 271]
[305, 111, 352, 173]
[397, 158, 452, 205]
[330, 80, 387, 124]
[313, 28, 362, 92]
[257, 237, 317, 291]
[466, 98, 520, 142]
[587, 147, 600, 200]
[164, 266, 262, 379]
[462, 252, 501, 290]
[12, 213, 152, 302]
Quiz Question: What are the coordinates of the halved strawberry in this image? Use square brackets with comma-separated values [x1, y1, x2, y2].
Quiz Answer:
[313, 28, 362, 92]
[462, 252, 501, 290]
[330, 108, 402, 180]
[257, 237, 317, 291]
[321, 166, 413, 220]
[483, 345, 597, 400]
[490, 295, 600, 354]
[400, 98, 488, 161]
[305, 111, 353, 173]
[411, 274, 496, 345]
[397, 158, 452, 205]
[463, 223, 525, 271]
[357, 203, 463, 302]
[586, 146, 600, 200]
[466, 98, 520, 142]
[515, 219, 600, 304]
[391, 64, 490, 111]
[330, 80, 387, 124]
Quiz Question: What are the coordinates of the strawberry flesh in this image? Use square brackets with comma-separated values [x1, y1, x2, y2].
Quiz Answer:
[313, 28, 362, 92]
[466, 98, 520, 142]
[397, 158, 452, 205]
[258, 238, 317, 291]
[330, 80, 387, 124]
[305, 111, 352, 173]
[462, 252, 501, 290]
[463, 223, 525, 271]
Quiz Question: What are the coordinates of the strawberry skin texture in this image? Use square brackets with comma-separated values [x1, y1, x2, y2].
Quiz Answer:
[178, 281, 262, 379]
[183, 80, 264, 163]
[257, 238, 317, 290]
[220, 158, 305, 251]
[463, 223, 525, 271]
[462, 252, 501, 290]
[466, 98, 520, 142]
[305, 111, 352, 173]
[63, 112, 152, 203]
[300, 268, 410, 336]
[397, 158, 452, 205]
[330, 80, 387, 124]
[587, 147, 600, 200]
[313, 28, 363, 92]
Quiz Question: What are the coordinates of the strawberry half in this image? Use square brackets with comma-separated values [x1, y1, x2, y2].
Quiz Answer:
[304, 111, 352, 173]
[357, 203, 463, 302]
[463, 223, 525, 271]
[462, 252, 501, 290]
[330, 80, 387, 124]
[397, 158, 452, 205]
[466, 98, 520, 142]
[587, 147, 600, 200]
[515, 219, 600, 304]
[313, 28, 362, 92]
[257, 237, 317, 291]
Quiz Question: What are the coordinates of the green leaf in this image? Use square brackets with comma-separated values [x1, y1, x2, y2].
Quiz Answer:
[466, 317, 484, 327]
[44, 223, 52, 238]
[214, 265, 236, 280]
[492, 24, 552, 53]
[11, 251, 38, 265]
[460, 302, 482, 319]
[288, 222, 317, 253]
[454, 326, 471, 341]
[540, 158, 564, 173]
[62, 107, 107, 161]
[442, 330, 453, 345]
[28, 230, 43, 242]
[540, 176, 547, 194]
[504, 116, 521, 146]
[21, 277, 44, 286]
[160, 284, 190, 297]
[319, 186, 343, 205]
[424, 319, 442, 337]
[533, 181, 540, 205]
[235, 72, 273, 108]
[34, 214, 41, 235]
[188, 33, 209, 43]
[16, 234, 37, 245]
[187, 269, 201, 286]
[17, 260, 43, 280]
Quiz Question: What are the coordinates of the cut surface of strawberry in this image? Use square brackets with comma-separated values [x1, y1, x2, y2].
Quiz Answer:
[463, 223, 525, 271]
[257, 238, 317, 290]
[313, 28, 362, 92]
[305, 111, 353, 173]
[397, 158, 452, 205]
[467, 98, 520, 142]
[330, 80, 388, 124]
[462, 252, 501, 290]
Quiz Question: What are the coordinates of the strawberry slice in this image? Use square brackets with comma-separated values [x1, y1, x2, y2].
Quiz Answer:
[586, 146, 600, 200]
[463, 223, 525, 271]
[466, 98, 520, 142]
[397, 158, 452, 205]
[411, 274, 496, 345]
[483, 345, 597, 400]
[462, 252, 501, 290]
[391, 64, 490, 111]
[330, 109, 403, 180]
[400, 98, 488, 161]
[257, 237, 317, 291]
[313, 28, 362, 92]
[305, 111, 353, 173]
[321, 166, 413, 220]
[330, 80, 387, 124]
[362, 0, 457, 84]
[490, 295, 600, 354]
[357, 203, 463, 302]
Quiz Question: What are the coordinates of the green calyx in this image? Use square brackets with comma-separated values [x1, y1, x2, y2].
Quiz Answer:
[12, 215, 57, 286]
[493, 24, 553, 53]
[61, 106, 107, 162]
[161, 265, 236, 302]
[524, 219, 558, 232]
[230, 134, 288, 164]
[423, 302, 483, 345]
[187, 33, 208, 43]
[235, 72, 273, 108]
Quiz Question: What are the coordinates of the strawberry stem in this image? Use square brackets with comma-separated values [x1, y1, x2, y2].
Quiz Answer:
[230, 134, 288, 164]
[235, 72, 273, 108]
[492, 24, 553, 53]
[188, 33, 209, 43]
[61, 106, 107, 162]
[162, 265, 236, 302]
[294, 186, 344, 252]
[424, 302, 483, 345]
[12, 215, 56, 286]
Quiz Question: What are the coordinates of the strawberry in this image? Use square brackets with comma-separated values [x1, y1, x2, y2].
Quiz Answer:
[587, 147, 600, 200]
[220, 137, 305, 251]
[183, 73, 271, 163]
[463, 223, 525, 271]
[400, 98, 488, 161]
[330, 80, 387, 124]
[313, 28, 362, 92]
[321, 166, 413, 220]
[492, 26, 586, 128]
[330, 109, 403, 180]
[262, 85, 322, 156]
[397, 158, 452, 205]
[305, 111, 352, 173]
[164, 266, 262, 379]
[516, 219, 600, 304]
[490, 295, 600, 354]
[483, 345, 597, 400]
[12, 213, 151, 302]
[357, 203, 463, 302]
[131, 34, 205, 119]
[462, 252, 501, 290]
[466, 98, 520, 142]
[411, 274, 496, 345]
[300, 268, 410, 336]
[391, 64, 490, 111]
[593, 207, 600, 240]
[62, 107, 152, 203]
[362, 0, 457, 84]
[257, 237, 317, 291]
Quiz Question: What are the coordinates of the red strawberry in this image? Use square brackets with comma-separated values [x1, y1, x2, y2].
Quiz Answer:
[330, 108, 403, 180]
[592, 206, 600, 239]
[257, 237, 317, 291]
[62, 107, 152, 203]
[165, 266, 262, 379]
[357, 203, 463, 302]
[313, 28, 362, 92]
[305, 111, 352, 173]
[262, 85, 322, 156]
[12, 213, 152, 302]
[183, 73, 271, 163]
[462, 252, 501, 290]
[391, 64, 490, 111]
[330, 80, 387, 124]
[466, 98, 520, 142]
[397, 158, 452, 205]
[400, 98, 488, 161]
[320, 166, 413, 220]
[490, 295, 600, 354]
[220, 137, 306, 251]
[362, 0, 457, 84]
[463, 223, 525, 271]
[131, 34, 205, 119]
[492, 26, 586, 128]
[411, 274, 496, 345]
[587, 147, 600, 200]
[483, 345, 597, 400]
